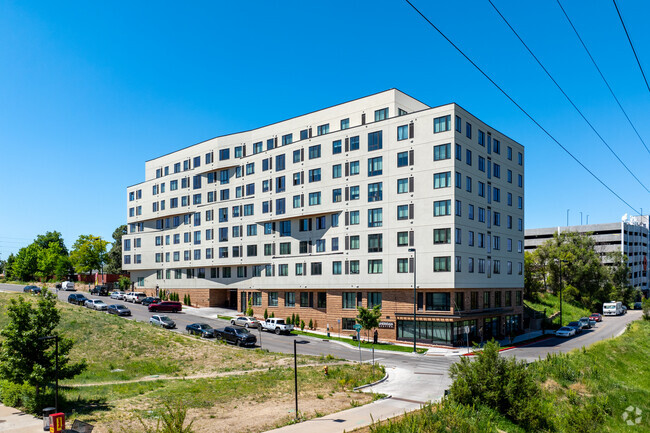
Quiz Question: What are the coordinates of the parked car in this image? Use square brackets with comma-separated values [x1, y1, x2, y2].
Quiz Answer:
[260, 318, 294, 335]
[141, 297, 161, 306]
[148, 301, 182, 313]
[589, 313, 603, 322]
[578, 317, 592, 329]
[23, 285, 38, 293]
[567, 321, 582, 333]
[634, 302, 643, 310]
[85, 299, 108, 311]
[30, 286, 42, 295]
[110, 291, 121, 299]
[125, 292, 147, 303]
[622, 305, 628, 314]
[186, 323, 216, 338]
[215, 326, 257, 347]
[150, 315, 176, 329]
[107, 304, 131, 316]
[62, 281, 76, 291]
[231, 316, 261, 328]
[115, 291, 127, 300]
[555, 326, 576, 337]
[67, 293, 88, 306]
[90, 285, 109, 296]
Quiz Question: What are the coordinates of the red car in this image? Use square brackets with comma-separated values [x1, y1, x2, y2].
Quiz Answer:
[148, 301, 182, 313]
[589, 313, 603, 322]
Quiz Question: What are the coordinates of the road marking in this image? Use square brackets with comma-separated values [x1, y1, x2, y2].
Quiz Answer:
[414, 372, 443, 375]
[390, 397, 428, 405]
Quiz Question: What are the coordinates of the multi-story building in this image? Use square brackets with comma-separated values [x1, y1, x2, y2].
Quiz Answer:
[525, 215, 649, 295]
[124, 89, 525, 345]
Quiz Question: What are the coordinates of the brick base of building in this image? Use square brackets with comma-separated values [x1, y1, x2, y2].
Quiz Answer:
[140, 287, 237, 308]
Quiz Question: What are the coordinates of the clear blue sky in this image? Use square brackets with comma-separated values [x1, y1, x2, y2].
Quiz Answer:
[1, 0, 649, 257]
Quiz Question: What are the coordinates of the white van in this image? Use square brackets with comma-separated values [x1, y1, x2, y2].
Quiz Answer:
[603, 301, 623, 316]
[62, 281, 76, 291]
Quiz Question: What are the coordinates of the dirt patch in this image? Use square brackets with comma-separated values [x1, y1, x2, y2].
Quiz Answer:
[541, 378, 561, 393]
[568, 382, 592, 397]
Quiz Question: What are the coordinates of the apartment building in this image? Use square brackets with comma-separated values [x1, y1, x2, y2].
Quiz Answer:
[525, 215, 649, 295]
[124, 89, 525, 345]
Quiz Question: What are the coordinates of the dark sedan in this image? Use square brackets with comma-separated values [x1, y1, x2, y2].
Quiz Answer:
[186, 323, 216, 338]
[90, 285, 110, 296]
[23, 285, 38, 293]
[67, 293, 88, 306]
[107, 304, 132, 316]
[141, 297, 161, 306]
[215, 326, 257, 347]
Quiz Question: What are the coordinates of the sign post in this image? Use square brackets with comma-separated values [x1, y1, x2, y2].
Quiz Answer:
[353, 324, 362, 363]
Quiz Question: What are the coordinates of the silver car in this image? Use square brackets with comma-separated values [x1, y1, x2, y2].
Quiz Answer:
[231, 316, 261, 328]
[85, 299, 108, 311]
[150, 315, 176, 329]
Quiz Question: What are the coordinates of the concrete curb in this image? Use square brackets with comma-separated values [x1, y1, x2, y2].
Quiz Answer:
[353, 372, 389, 391]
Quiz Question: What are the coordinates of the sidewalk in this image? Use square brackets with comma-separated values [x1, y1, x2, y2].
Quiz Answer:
[179, 305, 238, 320]
[0, 404, 42, 433]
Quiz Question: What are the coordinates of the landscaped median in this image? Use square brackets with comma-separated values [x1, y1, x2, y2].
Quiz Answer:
[290, 329, 428, 354]
[0, 291, 386, 432]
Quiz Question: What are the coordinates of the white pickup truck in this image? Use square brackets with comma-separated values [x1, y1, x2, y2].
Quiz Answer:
[260, 318, 294, 335]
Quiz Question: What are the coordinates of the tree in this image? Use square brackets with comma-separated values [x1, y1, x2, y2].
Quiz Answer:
[11, 244, 40, 282]
[34, 231, 68, 256]
[4, 253, 16, 280]
[105, 225, 126, 274]
[69, 235, 109, 277]
[356, 305, 382, 342]
[0, 289, 86, 400]
[36, 242, 65, 281]
[54, 256, 74, 281]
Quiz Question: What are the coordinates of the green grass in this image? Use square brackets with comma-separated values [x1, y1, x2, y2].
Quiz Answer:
[525, 292, 592, 327]
[291, 329, 427, 353]
[217, 314, 233, 320]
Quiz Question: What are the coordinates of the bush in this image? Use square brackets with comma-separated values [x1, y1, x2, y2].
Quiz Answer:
[270, 311, 275, 318]
[300, 320, 305, 331]
[264, 309, 268, 320]
[286, 316, 291, 325]
[308, 318, 313, 329]
[291, 313, 296, 325]
[0, 381, 54, 414]
[642, 298, 650, 320]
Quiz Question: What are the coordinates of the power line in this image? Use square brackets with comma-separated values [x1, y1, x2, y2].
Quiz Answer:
[402, 0, 640, 214]
[613, 0, 650, 93]
[487, 0, 649, 194]
[556, 0, 650, 156]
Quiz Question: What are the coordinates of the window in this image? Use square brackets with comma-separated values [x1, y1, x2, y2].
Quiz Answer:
[434, 143, 450, 160]
[397, 178, 409, 194]
[368, 182, 383, 202]
[365, 208, 384, 230]
[311, 262, 322, 275]
[368, 131, 382, 151]
[434, 228, 451, 244]
[349, 260, 360, 274]
[332, 140, 342, 154]
[478, 156, 485, 172]
[342, 292, 356, 309]
[397, 205, 409, 220]
[333, 261, 342, 275]
[219, 148, 230, 161]
[455, 256, 462, 272]
[282, 134, 292, 145]
[293, 149, 302, 163]
[332, 164, 342, 178]
[317, 124, 329, 135]
[368, 234, 383, 252]
[455, 228, 462, 244]
[478, 130, 485, 146]
[518, 152, 523, 165]
[308, 168, 321, 182]
[434, 115, 451, 133]
[341, 118, 350, 130]
[276, 198, 286, 214]
[368, 292, 382, 308]
[493, 139, 500, 154]
[397, 231, 409, 247]
[466, 122, 472, 139]
[493, 163, 500, 178]
[397, 151, 409, 167]
[478, 182, 485, 197]
[434, 200, 451, 216]
[349, 211, 360, 225]
[375, 108, 388, 121]
[350, 160, 360, 175]
[368, 259, 383, 274]
[350, 186, 360, 200]
[333, 188, 342, 203]
[309, 144, 321, 159]
[349, 235, 360, 249]
[275, 154, 286, 171]
[349, 135, 360, 151]
[309, 192, 321, 206]
[285, 292, 296, 307]
[367, 157, 383, 176]
[397, 125, 409, 141]
[434, 172, 451, 188]
[426, 292, 450, 311]
[434, 256, 451, 272]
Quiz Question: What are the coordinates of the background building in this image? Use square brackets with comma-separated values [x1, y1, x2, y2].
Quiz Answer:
[525, 215, 649, 296]
[124, 89, 525, 345]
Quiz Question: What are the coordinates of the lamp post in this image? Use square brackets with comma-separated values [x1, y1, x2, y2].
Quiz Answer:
[293, 339, 309, 421]
[556, 259, 568, 326]
[38, 335, 58, 413]
[566, 209, 570, 226]
[408, 248, 417, 353]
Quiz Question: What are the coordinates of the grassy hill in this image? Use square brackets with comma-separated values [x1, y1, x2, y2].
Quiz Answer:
[525, 292, 592, 327]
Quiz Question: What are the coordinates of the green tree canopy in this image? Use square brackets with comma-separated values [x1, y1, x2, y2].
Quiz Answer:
[36, 242, 65, 281]
[11, 244, 40, 282]
[34, 231, 68, 256]
[0, 290, 86, 397]
[356, 305, 382, 342]
[105, 225, 126, 274]
[69, 234, 109, 275]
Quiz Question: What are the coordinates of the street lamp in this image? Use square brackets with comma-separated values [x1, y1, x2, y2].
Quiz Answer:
[556, 259, 568, 326]
[38, 335, 58, 413]
[408, 248, 417, 353]
[293, 339, 309, 421]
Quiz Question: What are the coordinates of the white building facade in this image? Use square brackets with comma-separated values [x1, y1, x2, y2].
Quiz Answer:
[124, 89, 525, 345]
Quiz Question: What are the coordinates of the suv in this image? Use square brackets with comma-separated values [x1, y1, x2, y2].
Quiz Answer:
[90, 285, 109, 296]
[67, 293, 88, 306]
[125, 292, 147, 303]
[62, 281, 76, 291]
[148, 301, 182, 313]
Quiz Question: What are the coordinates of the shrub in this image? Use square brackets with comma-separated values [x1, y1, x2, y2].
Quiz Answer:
[295, 314, 300, 326]
[643, 298, 650, 321]
[264, 309, 268, 320]
[300, 320, 305, 331]
[286, 316, 291, 325]
[270, 312, 275, 318]
[308, 318, 313, 329]
[291, 313, 296, 325]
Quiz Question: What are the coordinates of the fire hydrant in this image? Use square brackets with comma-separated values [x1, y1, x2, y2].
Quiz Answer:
[323, 365, 329, 376]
